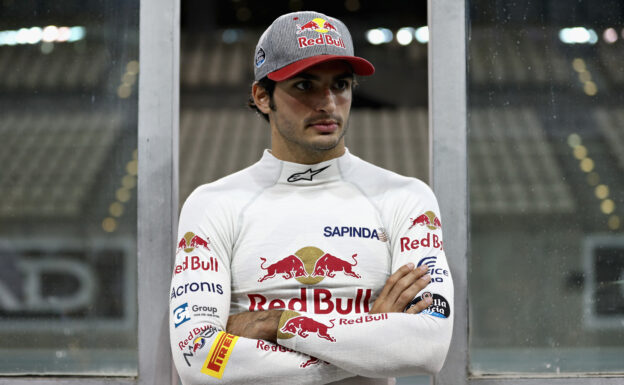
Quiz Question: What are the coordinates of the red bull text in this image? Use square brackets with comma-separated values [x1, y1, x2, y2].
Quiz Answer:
[174, 255, 218, 275]
[248, 287, 372, 314]
[338, 313, 388, 325]
[298, 34, 345, 49]
[178, 324, 215, 351]
[255, 340, 325, 368]
[400, 233, 443, 252]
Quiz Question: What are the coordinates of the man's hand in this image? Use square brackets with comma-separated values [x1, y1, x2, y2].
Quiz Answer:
[226, 310, 283, 342]
[369, 263, 432, 314]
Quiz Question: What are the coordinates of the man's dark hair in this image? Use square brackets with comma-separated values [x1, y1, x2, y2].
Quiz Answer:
[247, 76, 276, 122]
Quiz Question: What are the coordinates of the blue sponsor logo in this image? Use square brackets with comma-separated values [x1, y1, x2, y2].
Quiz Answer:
[416, 256, 449, 282]
[417, 256, 437, 270]
[255, 48, 266, 68]
[170, 281, 224, 301]
[173, 302, 191, 328]
[323, 226, 387, 241]
[405, 292, 451, 319]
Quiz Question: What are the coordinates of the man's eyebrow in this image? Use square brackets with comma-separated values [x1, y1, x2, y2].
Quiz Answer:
[334, 72, 355, 80]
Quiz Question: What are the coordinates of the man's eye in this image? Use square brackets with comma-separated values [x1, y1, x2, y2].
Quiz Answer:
[334, 80, 350, 90]
[294, 81, 312, 91]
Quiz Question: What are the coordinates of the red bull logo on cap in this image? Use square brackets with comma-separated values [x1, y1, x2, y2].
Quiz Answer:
[294, 17, 345, 49]
[408, 211, 442, 231]
[177, 231, 211, 253]
[258, 246, 360, 284]
[296, 17, 341, 35]
[278, 311, 336, 342]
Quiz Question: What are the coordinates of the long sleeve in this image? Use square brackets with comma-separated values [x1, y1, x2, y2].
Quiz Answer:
[276, 179, 453, 378]
[169, 187, 354, 385]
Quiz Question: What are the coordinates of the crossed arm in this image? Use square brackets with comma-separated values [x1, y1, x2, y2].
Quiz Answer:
[227, 263, 432, 342]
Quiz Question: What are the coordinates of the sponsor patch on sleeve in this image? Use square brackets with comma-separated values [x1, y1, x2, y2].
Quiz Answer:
[201, 331, 239, 378]
[405, 292, 451, 319]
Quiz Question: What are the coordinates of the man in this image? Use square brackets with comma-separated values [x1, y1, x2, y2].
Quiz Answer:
[170, 11, 453, 385]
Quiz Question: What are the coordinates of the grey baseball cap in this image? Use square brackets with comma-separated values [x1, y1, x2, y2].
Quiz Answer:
[253, 11, 375, 81]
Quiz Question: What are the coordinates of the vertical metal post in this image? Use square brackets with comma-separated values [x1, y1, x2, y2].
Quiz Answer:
[428, 1, 468, 384]
[138, 0, 179, 384]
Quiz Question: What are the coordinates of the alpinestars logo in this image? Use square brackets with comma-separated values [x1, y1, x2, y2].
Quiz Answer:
[287, 165, 330, 182]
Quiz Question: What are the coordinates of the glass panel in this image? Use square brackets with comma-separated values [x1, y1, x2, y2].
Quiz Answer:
[179, 3, 429, 384]
[0, 1, 139, 375]
[468, 0, 624, 375]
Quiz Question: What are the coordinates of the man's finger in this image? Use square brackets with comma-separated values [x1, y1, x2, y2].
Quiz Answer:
[386, 265, 429, 304]
[394, 273, 431, 309]
[405, 294, 433, 314]
[377, 262, 415, 301]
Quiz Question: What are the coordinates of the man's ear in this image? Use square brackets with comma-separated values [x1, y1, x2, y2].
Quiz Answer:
[252, 82, 272, 114]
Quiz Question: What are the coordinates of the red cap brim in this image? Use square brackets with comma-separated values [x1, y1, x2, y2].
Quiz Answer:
[267, 55, 375, 81]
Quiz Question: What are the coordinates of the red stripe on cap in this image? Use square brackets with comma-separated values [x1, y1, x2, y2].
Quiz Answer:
[267, 55, 375, 81]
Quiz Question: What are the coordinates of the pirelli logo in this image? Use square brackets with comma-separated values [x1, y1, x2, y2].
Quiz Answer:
[201, 331, 238, 378]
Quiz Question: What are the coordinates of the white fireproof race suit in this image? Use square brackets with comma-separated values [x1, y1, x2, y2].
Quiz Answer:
[169, 149, 453, 385]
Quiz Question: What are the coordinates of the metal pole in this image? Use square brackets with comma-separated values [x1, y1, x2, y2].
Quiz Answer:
[138, 0, 180, 384]
[428, 1, 468, 384]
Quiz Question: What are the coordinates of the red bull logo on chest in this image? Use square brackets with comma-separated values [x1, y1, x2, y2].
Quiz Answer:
[295, 17, 345, 49]
[258, 246, 360, 284]
[248, 287, 372, 314]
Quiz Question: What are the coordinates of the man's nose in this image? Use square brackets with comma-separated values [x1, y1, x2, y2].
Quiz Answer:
[315, 87, 336, 113]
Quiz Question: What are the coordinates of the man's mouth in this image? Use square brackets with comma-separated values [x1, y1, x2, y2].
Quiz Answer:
[308, 120, 339, 133]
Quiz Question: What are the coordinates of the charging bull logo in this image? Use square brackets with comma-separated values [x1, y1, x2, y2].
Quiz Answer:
[258, 255, 307, 282]
[312, 253, 360, 278]
[295, 17, 345, 49]
[296, 18, 340, 35]
[408, 211, 442, 231]
[258, 247, 361, 284]
[177, 231, 211, 253]
[279, 312, 336, 342]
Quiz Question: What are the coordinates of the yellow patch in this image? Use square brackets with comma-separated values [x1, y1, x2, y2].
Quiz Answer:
[201, 332, 239, 378]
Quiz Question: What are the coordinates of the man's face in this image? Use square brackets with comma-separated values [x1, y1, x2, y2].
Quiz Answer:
[266, 61, 354, 162]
